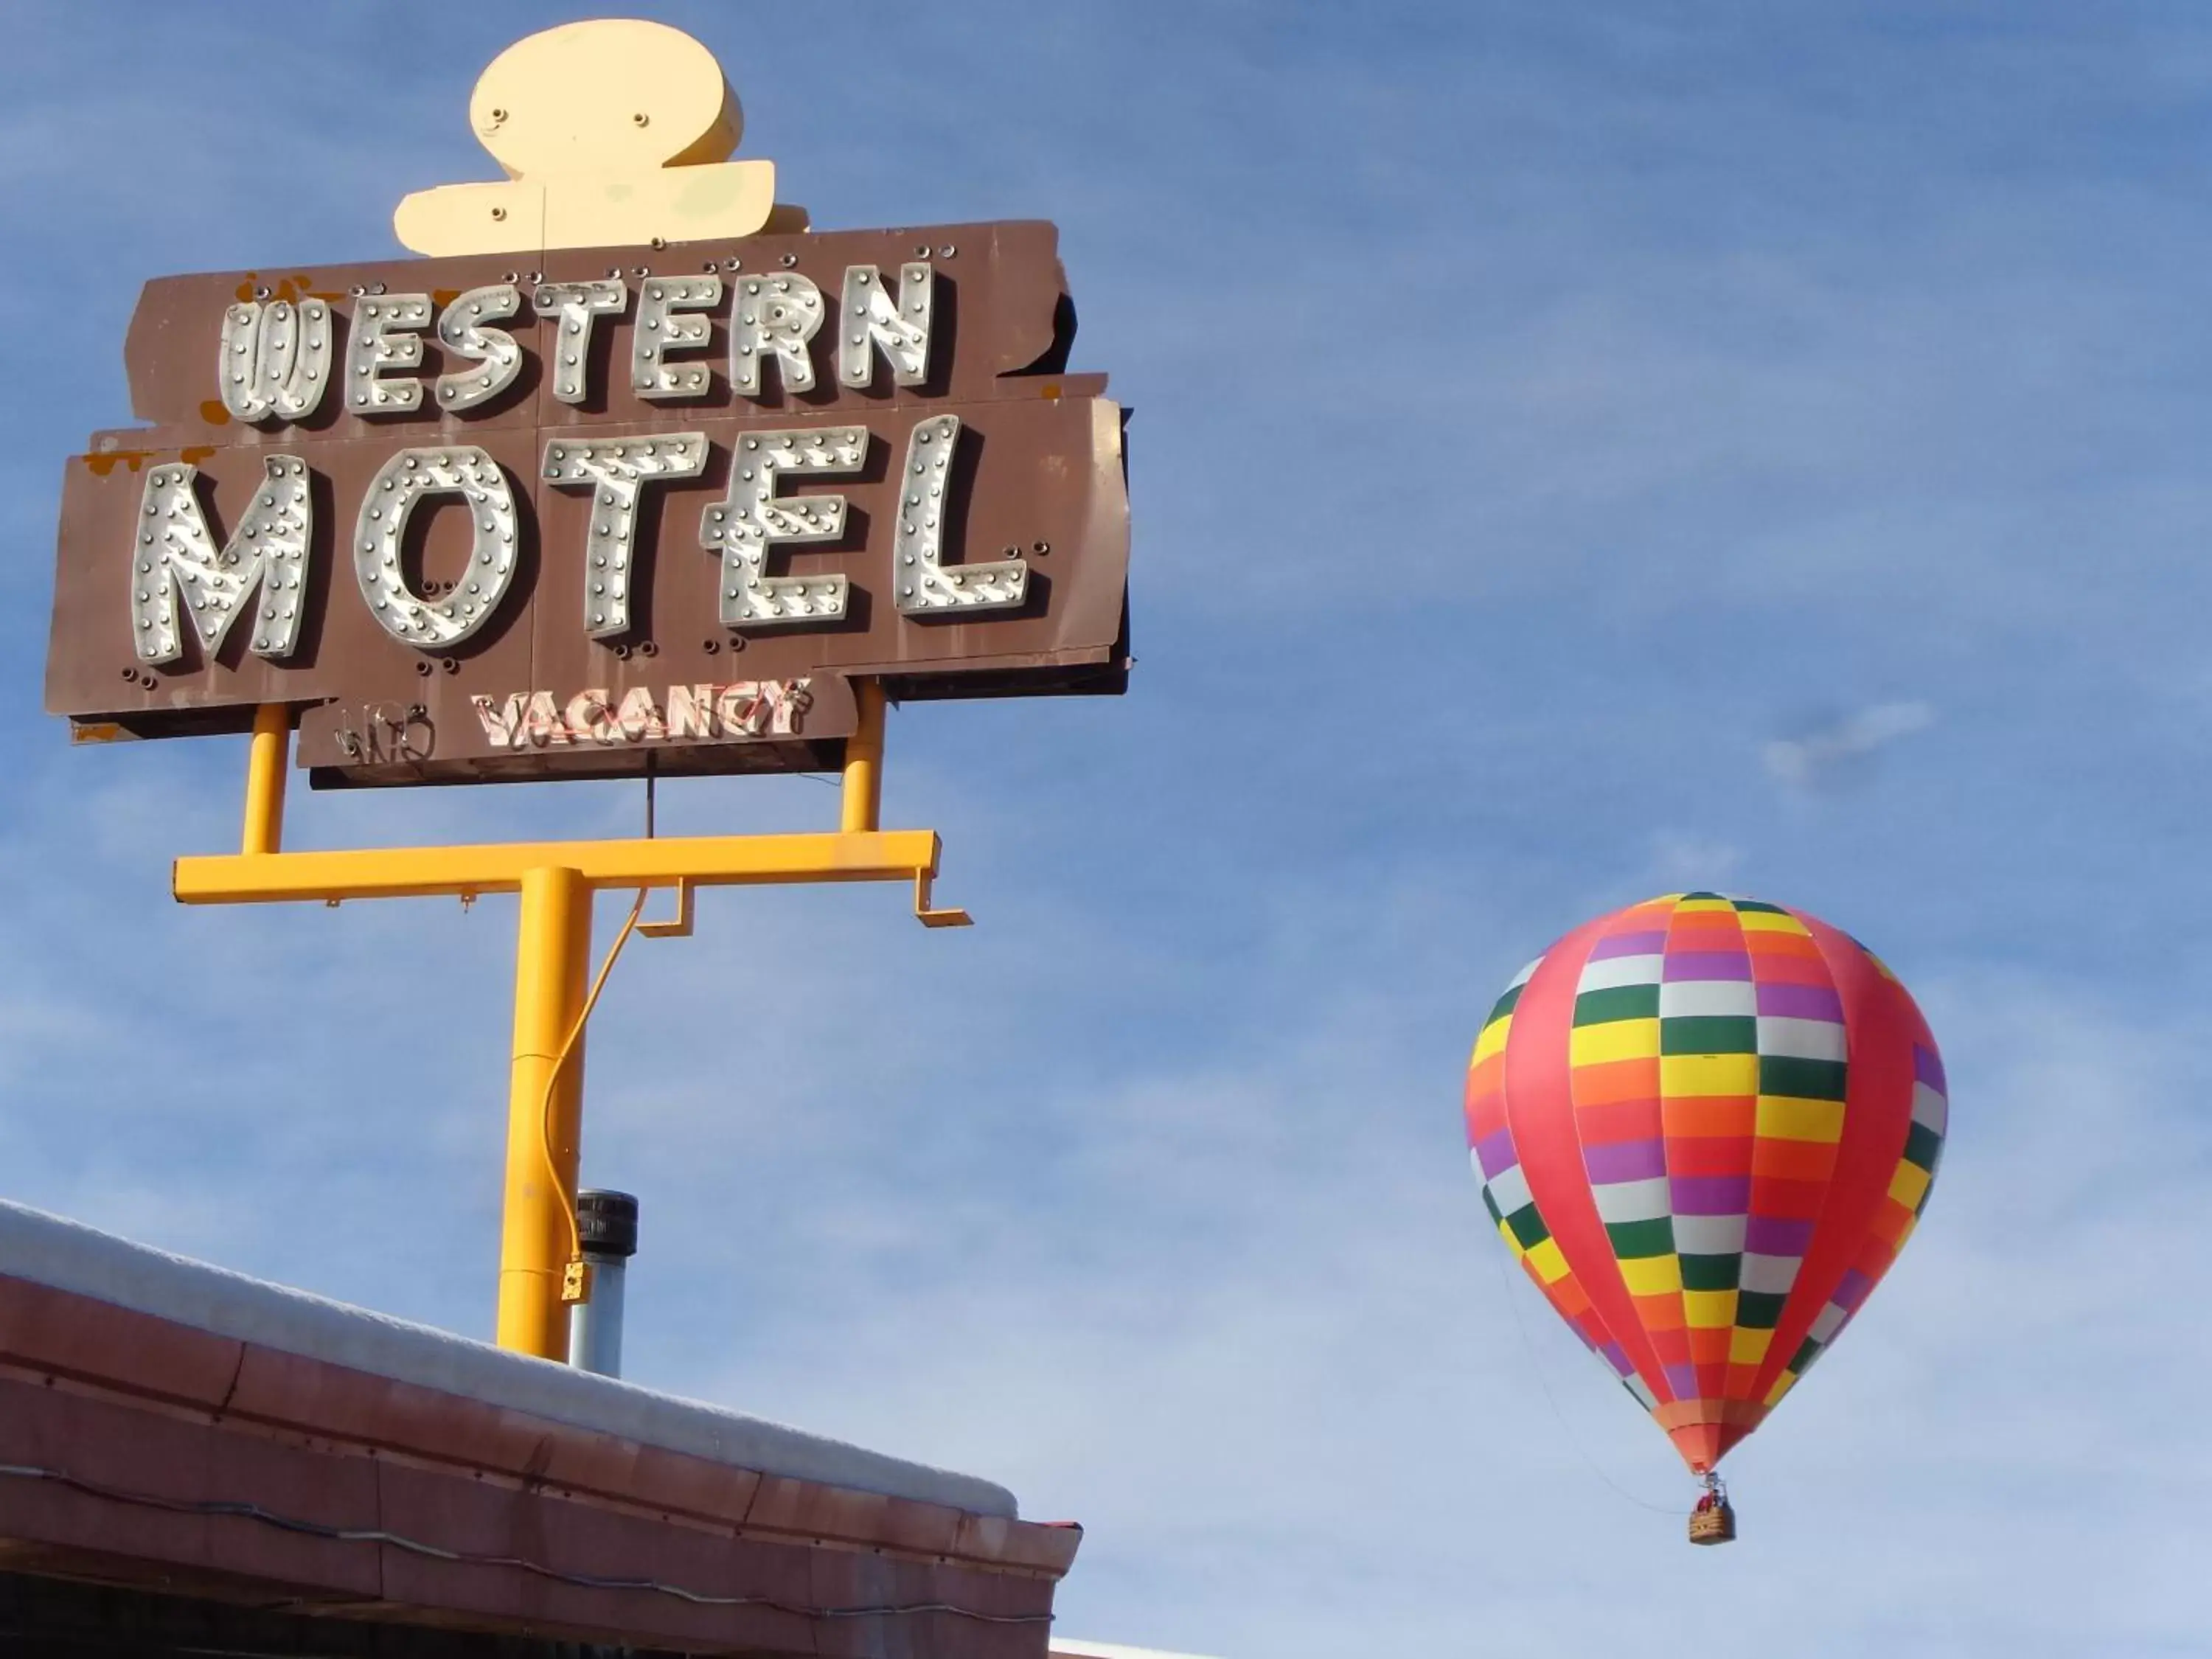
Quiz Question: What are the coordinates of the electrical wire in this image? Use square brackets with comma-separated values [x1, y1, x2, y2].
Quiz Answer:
[539, 888, 651, 1268]
[0, 1462, 1051, 1625]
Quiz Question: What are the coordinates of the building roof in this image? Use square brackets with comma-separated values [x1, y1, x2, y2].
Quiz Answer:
[0, 1199, 1078, 1656]
[0, 1199, 1011, 1515]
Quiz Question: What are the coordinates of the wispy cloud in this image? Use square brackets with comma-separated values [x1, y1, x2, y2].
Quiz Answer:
[1649, 831, 1745, 890]
[1764, 700, 1935, 790]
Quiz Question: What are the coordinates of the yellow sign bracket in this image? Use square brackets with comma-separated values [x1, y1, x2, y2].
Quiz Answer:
[914, 869, 974, 930]
[184, 684, 966, 1360]
[637, 878, 694, 940]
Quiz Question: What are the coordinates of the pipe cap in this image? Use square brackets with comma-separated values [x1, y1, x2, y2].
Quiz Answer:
[575, 1189, 639, 1259]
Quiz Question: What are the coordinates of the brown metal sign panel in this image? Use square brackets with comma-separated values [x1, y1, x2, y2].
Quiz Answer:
[46, 221, 1130, 787]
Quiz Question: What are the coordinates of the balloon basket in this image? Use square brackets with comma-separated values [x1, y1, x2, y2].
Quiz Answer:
[1688, 1475, 1736, 1545]
[1687, 1499, 1736, 1545]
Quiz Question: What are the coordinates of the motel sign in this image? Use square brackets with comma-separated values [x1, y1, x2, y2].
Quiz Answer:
[48, 223, 1130, 785]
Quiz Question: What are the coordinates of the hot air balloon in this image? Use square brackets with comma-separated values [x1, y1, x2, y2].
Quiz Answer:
[1464, 893, 1947, 1543]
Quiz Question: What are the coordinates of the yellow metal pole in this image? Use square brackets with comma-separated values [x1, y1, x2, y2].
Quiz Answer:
[496, 866, 593, 1358]
[840, 680, 886, 834]
[241, 705, 289, 856]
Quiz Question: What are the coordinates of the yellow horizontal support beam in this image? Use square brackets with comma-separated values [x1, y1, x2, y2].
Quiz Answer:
[173, 829, 942, 906]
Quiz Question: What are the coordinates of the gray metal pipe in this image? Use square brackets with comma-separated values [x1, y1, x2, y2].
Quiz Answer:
[567, 1190, 638, 1379]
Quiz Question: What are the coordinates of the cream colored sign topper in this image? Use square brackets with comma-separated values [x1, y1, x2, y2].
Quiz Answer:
[394, 18, 807, 257]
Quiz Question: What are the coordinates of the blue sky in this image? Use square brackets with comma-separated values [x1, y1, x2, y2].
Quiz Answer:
[4, 4, 2211, 1655]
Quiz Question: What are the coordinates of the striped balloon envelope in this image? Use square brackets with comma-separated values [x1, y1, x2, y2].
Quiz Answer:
[1465, 893, 1947, 1475]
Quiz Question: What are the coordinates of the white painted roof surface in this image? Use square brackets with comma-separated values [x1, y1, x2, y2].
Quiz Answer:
[0, 1198, 1016, 1518]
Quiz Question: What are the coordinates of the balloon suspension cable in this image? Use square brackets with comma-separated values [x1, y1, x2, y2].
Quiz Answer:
[1481, 1244, 1680, 1516]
